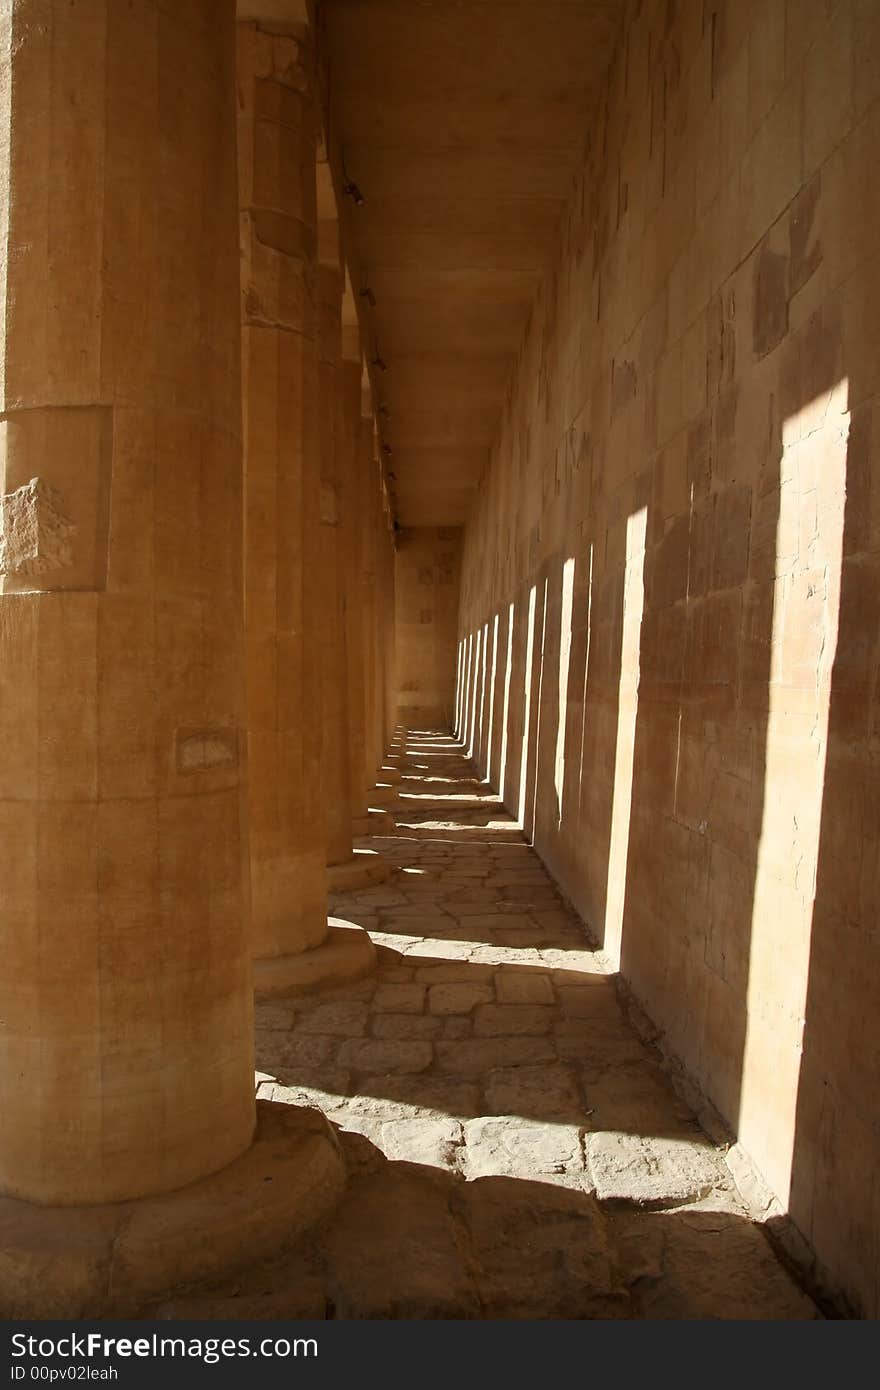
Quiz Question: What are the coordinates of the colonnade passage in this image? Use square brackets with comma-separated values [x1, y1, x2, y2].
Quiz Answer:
[0, 0, 877, 1323]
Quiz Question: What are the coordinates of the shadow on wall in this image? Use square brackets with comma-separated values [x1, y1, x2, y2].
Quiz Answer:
[455, 303, 873, 1318]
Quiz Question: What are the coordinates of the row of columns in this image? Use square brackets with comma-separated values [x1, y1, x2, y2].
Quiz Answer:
[0, 0, 396, 1246]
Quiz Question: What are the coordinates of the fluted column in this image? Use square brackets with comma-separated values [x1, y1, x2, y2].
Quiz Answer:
[238, 22, 327, 965]
[0, 0, 253, 1206]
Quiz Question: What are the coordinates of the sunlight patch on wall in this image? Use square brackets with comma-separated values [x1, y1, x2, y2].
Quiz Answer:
[518, 584, 538, 825]
[739, 379, 848, 1206]
[604, 506, 647, 968]
[498, 601, 515, 802]
[555, 556, 575, 822]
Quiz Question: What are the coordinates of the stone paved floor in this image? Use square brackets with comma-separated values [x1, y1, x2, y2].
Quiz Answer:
[169, 732, 820, 1319]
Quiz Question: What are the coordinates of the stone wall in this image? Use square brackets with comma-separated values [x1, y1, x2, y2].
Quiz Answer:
[396, 526, 463, 729]
[457, 0, 880, 1316]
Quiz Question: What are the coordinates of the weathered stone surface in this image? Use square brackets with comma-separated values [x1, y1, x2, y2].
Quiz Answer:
[613, 1208, 820, 1319]
[297, 1002, 370, 1037]
[414, 962, 495, 983]
[428, 983, 495, 1015]
[456, 1179, 629, 1319]
[336, 1039, 433, 1074]
[442, 1017, 473, 1039]
[586, 1133, 723, 1207]
[372, 983, 427, 1014]
[495, 971, 555, 1004]
[435, 1037, 556, 1075]
[0, 1103, 344, 1318]
[473, 1004, 554, 1036]
[356, 1075, 483, 1119]
[378, 1117, 464, 1169]
[317, 1173, 480, 1318]
[405, 938, 475, 960]
[484, 1062, 583, 1119]
[556, 984, 622, 1018]
[372, 1013, 442, 1040]
[253, 1003, 298, 1032]
[463, 1117, 585, 1181]
[273, 1036, 339, 1072]
[147, 737, 819, 1318]
[256, 1076, 350, 1111]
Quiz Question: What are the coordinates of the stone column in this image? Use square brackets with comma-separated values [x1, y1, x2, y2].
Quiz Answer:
[341, 356, 367, 813]
[0, 0, 343, 1313]
[330, 337, 389, 887]
[316, 265, 355, 862]
[352, 416, 394, 833]
[238, 22, 327, 969]
[238, 25, 375, 991]
[382, 500, 399, 754]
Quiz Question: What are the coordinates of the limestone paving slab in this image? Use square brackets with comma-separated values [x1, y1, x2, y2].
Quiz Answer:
[243, 735, 819, 1320]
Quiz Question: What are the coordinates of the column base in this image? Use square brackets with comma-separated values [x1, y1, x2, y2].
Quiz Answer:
[0, 1100, 345, 1319]
[327, 848, 389, 892]
[352, 807, 396, 835]
[253, 919, 376, 999]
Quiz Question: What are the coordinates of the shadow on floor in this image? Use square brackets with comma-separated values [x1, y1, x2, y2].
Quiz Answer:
[219, 732, 821, 1320]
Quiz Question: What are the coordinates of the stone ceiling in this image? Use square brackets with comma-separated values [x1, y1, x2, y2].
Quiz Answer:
[318, 0, 623, 525]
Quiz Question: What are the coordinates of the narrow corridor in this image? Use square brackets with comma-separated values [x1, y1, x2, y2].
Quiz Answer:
[169, 734, 818, 1320]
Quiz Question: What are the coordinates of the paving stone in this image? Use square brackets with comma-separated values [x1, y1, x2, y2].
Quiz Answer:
[472, 1003, 554, 1036]
[456, 1178, 629, 1319]
[380, 902, 455, 917]
[584, 1065, 698, 1134]
[557, 984, 623, 1018]
[428, 983, 495, 1015]
[377, 1117, 464, 1169]
[413, 962, 495, 984]
[371, 1013, 443, 1040]
[457, 913, 536, 932]
[370, 928, 423, 949]
[242, 742, 820, 1321]
[349, 1074, 484, 1119]
[376, 965, 416, 983]
[378, 915, 455, 935]
[435, 1037, 556, 1074]
[372, 983, 426, 1014]
[463, 1116, 586, 1180]
[586, 1133, 724, 1207]
[531, 910, 578, 931]
[297, 1002, 370, 1036]
[611, 1208, 819, 1318]
[484, 1062, 583, 1119]
[495, 971, 555, 1004]
[539, 947, 606, 975]
[254, 1003, 298, 1031]
[317, 1172, 481, 1318]
[486, 873, 552, 887]
[270, 1035, 339, 1072]
[351, 889, 409, 907]
[442, 1016, 473, 1039]
[444, 896, 508, 914]
[469, 944, 544, 966]
[490, 927, 553, 948]
[555, 1022, 652, 1070]
[336, 1039, 434, 1074]
[404, 938, 475, 960]
[500, 890, 562, 908]
[256, 1074, 350, 1111]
